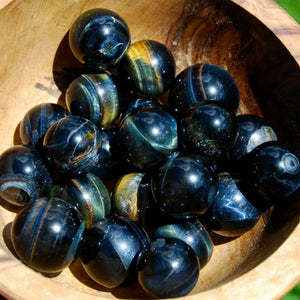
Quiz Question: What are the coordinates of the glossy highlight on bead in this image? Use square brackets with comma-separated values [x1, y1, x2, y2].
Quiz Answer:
[11, 197, 86, 273]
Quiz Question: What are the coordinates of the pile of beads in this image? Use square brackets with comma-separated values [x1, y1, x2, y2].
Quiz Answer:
[0, 8, 299, 299]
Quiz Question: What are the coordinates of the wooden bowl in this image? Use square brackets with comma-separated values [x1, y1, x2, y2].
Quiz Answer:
[0, 0, 299, 299]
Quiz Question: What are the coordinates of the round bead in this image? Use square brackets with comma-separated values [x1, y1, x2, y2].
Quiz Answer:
[0, 145, 52, 206]
[169, 63, 240, 119]
[11, 197, 86, 273]
[152, 152, 218, 217]
[153, 219, 213, 268]
[43, 116, 103, 176]
[119, 99, 178, 169]
[137, 237, 200, 298]
[19, 103, 69, 149]
[80, 216, 150, 288]
[231, 114, 278, 161]
[65, 73, 122, 128]
[242, 141, 300, 203]
[118, 40, 176, 97]
[180, 101, 238, 159]
[112, 172, 158, 229]
[203, 173, 261, 237]
[50, 172, 111, 229]
[69, 8, 130, 70]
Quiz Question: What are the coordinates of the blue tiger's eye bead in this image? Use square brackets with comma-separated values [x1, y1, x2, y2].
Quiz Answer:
[69, 8, 130, 70]
[43, 116, 103, 177]
[203, 173, 262, 237]
[169, 63, 240, 119]
[231, 114, 278, 161]
[19, 103, 69, 149]
[153, 219, 213, 268]
[152, 152, 218, 217]
[112, 172, 159, 229]
[50, 172, 111, 229]
[137, 237, 200, 298]
[242, 141, 300, 203]
[180, 101, 238, 159]
[119, 99, 178, 169]
[0, 145, 52, 207]
[11, 197, 86, 273]
[65, 73, 122, 128]
[81, 216, 150, 288]
[118, 40, 176, 97]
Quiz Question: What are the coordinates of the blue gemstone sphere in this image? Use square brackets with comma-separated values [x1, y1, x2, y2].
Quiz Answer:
[169, 63, 240, 119]
[50, 172, 111, 229]
[11, 197, 86, 273]
[180, 101, 238, 159]
[203, 173, 262, 237]
[65, 73, 122, 128]
[152, 152, 218, 217]
[153, 219, 213, 268]
[119, 99, 178, 169]
[43, 116, 103, 176]
[118, 40, 176, 97]
[80, 216, 150, 288]
[19, 103, 69, 149]
[0, 145, 52, 206]
[69, 8, 130, 70]
[137, 237, 200, 298]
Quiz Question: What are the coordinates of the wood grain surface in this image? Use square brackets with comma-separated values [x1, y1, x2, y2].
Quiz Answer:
[0, 0, 299, 300]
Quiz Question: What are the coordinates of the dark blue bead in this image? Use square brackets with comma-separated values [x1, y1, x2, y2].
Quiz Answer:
[43, 116, 103, 176]
[118, 40, 176, 97]
[137, 237, 200, 298]
[203, 173, 261, 237]
[152, 152, 218, 217]
[69, 8, 130, 70]
[169, 63, 240, 119]
[180, 101, 238, 159]
[11, 197, 86, 273]
[242, 141, 300, 203]
[119, 99, 178, 169]
[153, 219, 213, 268]
[50, 172, 111, 229]
[0, 145, 52, 206]
[80, 216, 150, 288]
[65, 73, 122, 128]
[19, 103, 69, 149]
[231, 114, 277, 161]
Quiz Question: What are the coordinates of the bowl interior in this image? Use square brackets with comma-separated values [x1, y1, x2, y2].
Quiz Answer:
[0, 0, 299, 298]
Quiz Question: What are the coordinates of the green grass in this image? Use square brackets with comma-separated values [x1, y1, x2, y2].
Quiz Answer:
[274, 2, 299, 296]
[273, 0, 300, 24]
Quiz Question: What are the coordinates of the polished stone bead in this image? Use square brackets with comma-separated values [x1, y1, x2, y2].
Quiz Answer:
[241, 141, 300, 203]
[231, 114, 278, 161]
[11, 197, 86, 273]
[180, 101, 238, 159]
[0, 145, 52, 206]
[50, 172, 111, 229]
[152, 152, 218, 217]
[112, 172, 158, 229]
[137, 237, 200, 298]
[118, 40, 176, 97]
[203, 173, 261, 237]
[69, 8, 130, 70]
[169, 63, 240, 119]
[80, 216, 150, 288]
[19, 103, 69, 149]
[65, 73, 122, 128]
[153, 219, 213, 268]
[119, 99, 178, 169]
[43, 116, 103, 176]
